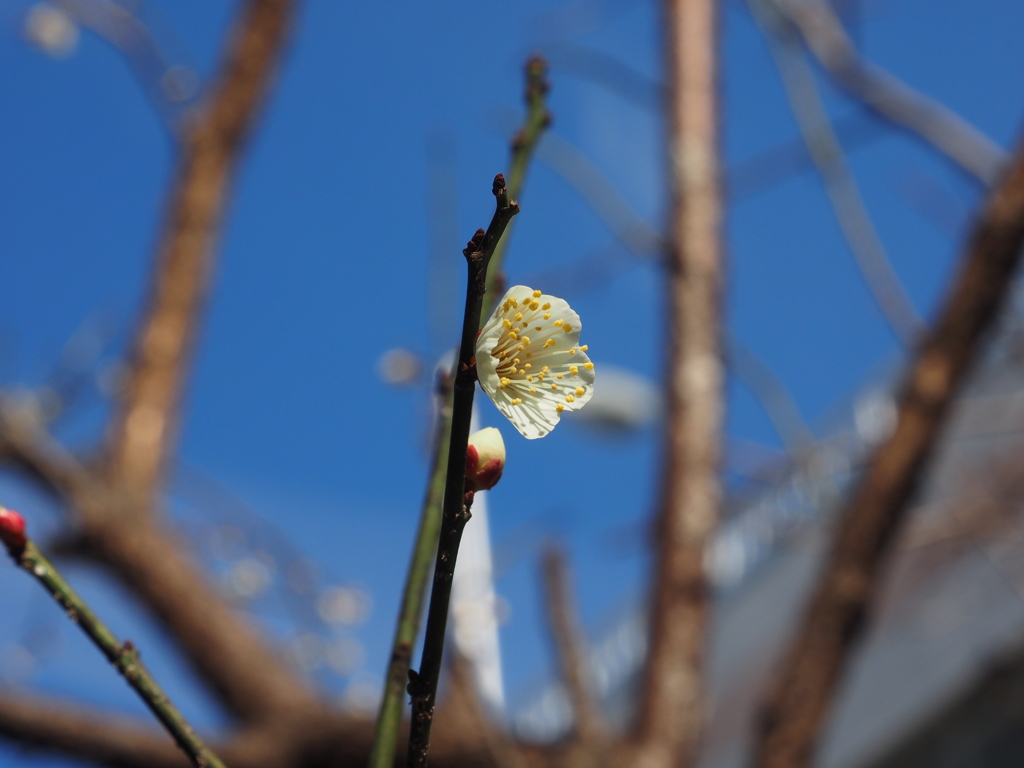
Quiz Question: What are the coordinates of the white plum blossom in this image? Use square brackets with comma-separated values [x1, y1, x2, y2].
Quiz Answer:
[475, 286, 595, 439]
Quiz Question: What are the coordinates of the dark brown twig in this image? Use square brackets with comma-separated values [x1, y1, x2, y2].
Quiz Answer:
[406, 175, 519, 768]
[633, 0, 723, 766]
[755, 129, 1024, 768]
[105, 0, 296, 509]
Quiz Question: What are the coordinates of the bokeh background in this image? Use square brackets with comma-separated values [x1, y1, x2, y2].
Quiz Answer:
[1, 0, 1023, 765]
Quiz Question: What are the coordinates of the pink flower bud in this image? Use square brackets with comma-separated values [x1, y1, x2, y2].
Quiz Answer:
[465, 427, 505, 492]
[0, 508, 27, 552]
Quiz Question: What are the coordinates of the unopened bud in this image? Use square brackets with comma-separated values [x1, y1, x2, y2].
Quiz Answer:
[0, 508, 27, 552]
[465, 427, 505, 492]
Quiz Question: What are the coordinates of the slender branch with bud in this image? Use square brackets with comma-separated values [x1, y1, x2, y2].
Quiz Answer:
[0, 507, 227, 768]
[405, 175, 518, 768]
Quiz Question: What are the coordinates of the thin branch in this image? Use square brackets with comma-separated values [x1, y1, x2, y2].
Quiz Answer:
[633, 0, 723, 766]
[441, 653, 530, 768]
[483, 57, 551, 318]
[369, 371, 454, 768]
[726, 337, 815, 456]
[52, 0, 198, 131]
[0, 525, 225, 768]
[770, 0, 1007, 185]
[80, 516, 318, 724]
[755, 128, 1024, 768]
[406, 176, 519, 768]
[377, 58, 548, 767]
[105, 0, 297, 508]
[0, 393, 97, 507]
[535, 132, 666, 257]
[540, 544, 604, 746]
[749, 0, 924, 346]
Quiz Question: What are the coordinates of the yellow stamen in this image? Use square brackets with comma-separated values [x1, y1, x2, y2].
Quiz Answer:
[569, 366, 578, 375]
[523, 336, 531, 346]
[584, 362, 594, 370]
[551, 384, 558, 390]
[509, 332, 518, 340]
[519, 369, 525, 375]
[514, 312, 523, 321]
[575, 387, 584, 396]
[563, 324, 572, 333]
[569, 348, 577, 355]
[556, 374, 563, 379]
[544, 312, 551, 319]
[556, 403, 564, 413]
[580, 345, 589, 351]
[529, 301, 540, 310]
[542, 366, 550, 373]
[524, 363, 531, 369]
[532, 289, 542, 298]
[543, 339, 556, 348]
[503, 318, 512, 329]
[526, 375, 533, 382]
[542, 302, 551, 310]
[565, 394, 576, 403]
[554, 319, 563, 326]
[529, 387, 536, 393]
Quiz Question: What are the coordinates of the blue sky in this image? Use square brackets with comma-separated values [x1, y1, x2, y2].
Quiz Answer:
[1, 0, 1023, 761]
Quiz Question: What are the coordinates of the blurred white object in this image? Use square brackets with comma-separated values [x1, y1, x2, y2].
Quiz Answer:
[316, 585, 371, 626]
[449, 403, 506, 715]
[377, 348, 423, 385]
[24, 3, 79, 58]
[574, 365, 660, 433]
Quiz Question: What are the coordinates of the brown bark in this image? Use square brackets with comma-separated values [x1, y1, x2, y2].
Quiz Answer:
[755, 128, 1024, 768]
[541, 545, 604, 748]
[633, 0, 724, 766]
[0, 688, 531, 768]
[105, 0, 296, 509]
[80, 519, 318, 724]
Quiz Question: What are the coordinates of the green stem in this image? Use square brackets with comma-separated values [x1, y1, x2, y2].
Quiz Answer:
[7, 539, 227, 768]
[368, 375, 453, 768]
[405, 175, 519, 768]
[482, 55, 552, 319]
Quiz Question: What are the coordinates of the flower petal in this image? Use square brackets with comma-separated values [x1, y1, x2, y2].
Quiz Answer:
[475, 286, 595, 439]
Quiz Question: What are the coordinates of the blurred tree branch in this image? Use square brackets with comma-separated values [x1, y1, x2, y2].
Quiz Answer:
[0, 0, 320, 738]
[755, 127, 1024, 768]
[540, 544, 606, 762]
[0, 691, 192, 768]
[769, 0, 1007, 185]
[104, 0, 296, 510]
[749, 0, 924, 346]
[632, 0, 723, 767]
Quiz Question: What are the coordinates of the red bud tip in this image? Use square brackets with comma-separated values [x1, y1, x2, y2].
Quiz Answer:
[464, 428, 506, 492]
[0, 508, 27, 552]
